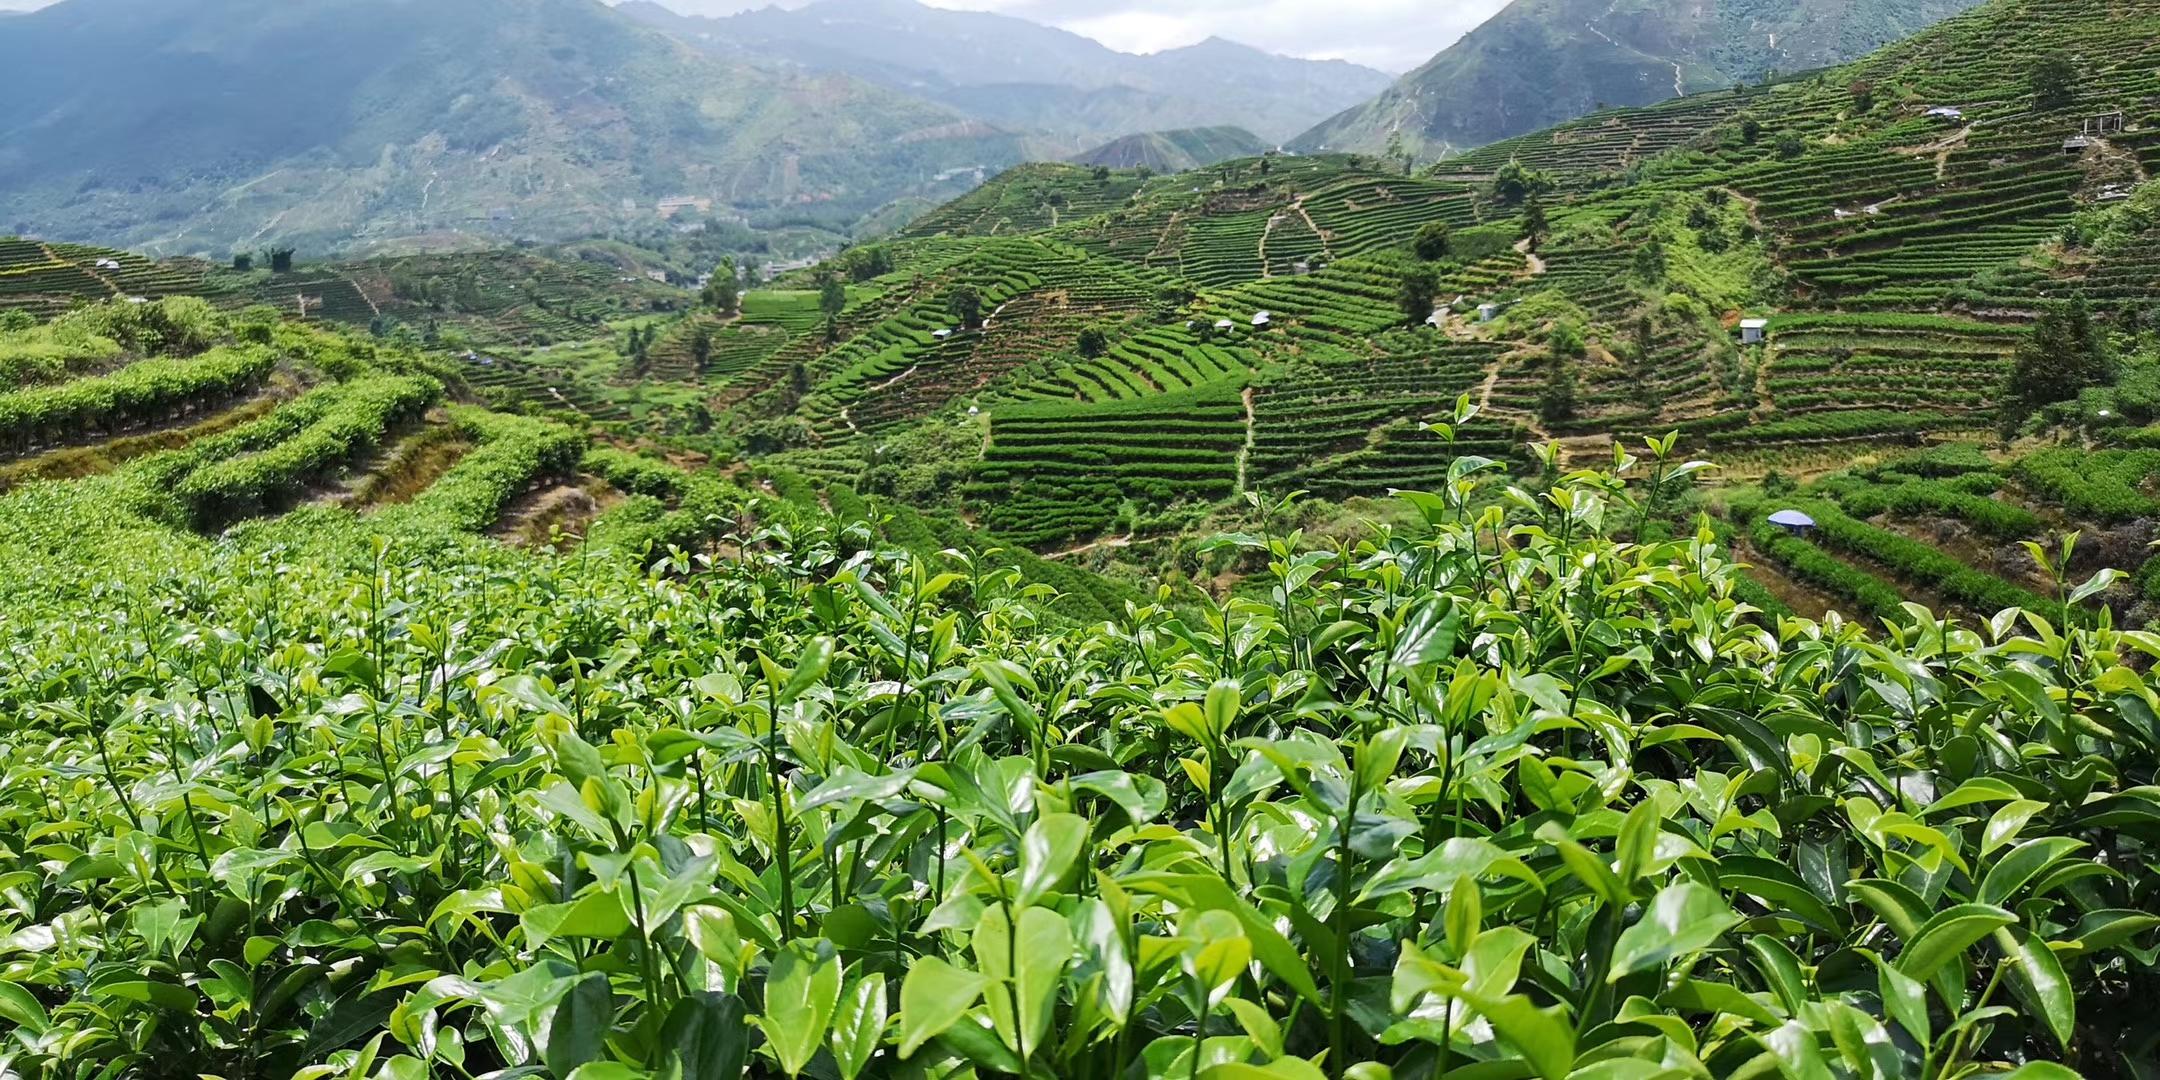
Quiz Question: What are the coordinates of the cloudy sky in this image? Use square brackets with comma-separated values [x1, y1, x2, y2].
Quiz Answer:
[0, 0, 1505, 72]
[917, 0, 1501, 72]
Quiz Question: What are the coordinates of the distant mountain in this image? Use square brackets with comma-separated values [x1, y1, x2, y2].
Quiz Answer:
[0, 0, 1034, 256]
[619, 0, 1392, 143]
[1294, 0, 1987, 157]
[1071, 128, 1271, 173]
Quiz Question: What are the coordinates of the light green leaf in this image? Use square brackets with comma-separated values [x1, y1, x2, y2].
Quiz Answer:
[1994, 926, 2074, 1051]
[1018, 812, 1088, 907]
[1608, 882, 1740, 981]
[1895, 903, 2015, 981]
[764, 940, 842, 1077]
[898, 957, 988, 1058]
[830, 973, 888, 1080]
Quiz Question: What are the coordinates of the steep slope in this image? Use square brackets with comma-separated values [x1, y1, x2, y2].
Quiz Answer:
[1070, 127, 1272, 173]
[1294, 0, 1986, 156]
[0, 0, 1027, 255]
[620, 0, 1392, 143]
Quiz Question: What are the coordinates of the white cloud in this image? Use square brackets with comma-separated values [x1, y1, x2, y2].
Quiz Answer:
[916, 0, 1505, 72]
[0, 0, 1500, 72]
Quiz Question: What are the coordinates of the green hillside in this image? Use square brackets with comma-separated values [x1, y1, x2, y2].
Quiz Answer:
[1295, 0, 1987, 157]
[0, 0, 1033, 256]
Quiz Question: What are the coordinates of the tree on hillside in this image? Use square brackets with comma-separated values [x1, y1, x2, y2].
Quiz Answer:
[1848, 79, 1876, 115]
[231, 253, 253, 272]
[951, 285, 984, 330]
[1520, 195, 1550, 253]
[1632, 237, 1668, 285]
[1413, 221, 1452, 262]
[1077, 324, 1109, 358]
[690, 325, 713, 374]
[818, 273, 847, 321]
[2004, 295, 2112, 424]
[1491, 160, 1550, 205]
[1776, 131, 1807, 159]
[703, 260, 740, 314]
[1539, 353, 1577, 425]
[1399, 266, 1440, 328]
[2031, 54, 2078, 111]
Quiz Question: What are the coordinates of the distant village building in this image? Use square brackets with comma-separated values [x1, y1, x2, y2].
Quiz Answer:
[2064, 134, 2094, 155]
[1740, 318, 1769, 345]
[656, 196, 713, 220]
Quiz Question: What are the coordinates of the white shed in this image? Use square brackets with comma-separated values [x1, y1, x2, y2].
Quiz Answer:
[1477, 303, 1500, 323]
[1740, 318, 1770, 345]
[933, 329, 953, 340]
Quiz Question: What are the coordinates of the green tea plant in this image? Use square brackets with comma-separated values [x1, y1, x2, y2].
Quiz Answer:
[0, 432, 2155, 1080]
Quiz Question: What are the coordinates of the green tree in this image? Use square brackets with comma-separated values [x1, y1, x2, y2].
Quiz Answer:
[690, 325, 713, 373]
[2005, 295, 2112, 422]
[2031, 53, 2078, 110]
[950, 285, 984, 330]
[818, 274, 848, 321]
[1776, 131, 1807, 159]
[1539, 353, 1577, 424]
[1399, 266, 1439, 328]
[1632, 237, 1668, 285]
[1412, 221, 1452, 262]
[1520, 195, 1550, 253]
[1490, 160, 1549, 205]
[1076, 324, 1110, 358]
[702, 260, 741, 314]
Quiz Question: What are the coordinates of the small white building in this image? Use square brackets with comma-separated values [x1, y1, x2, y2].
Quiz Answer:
[1477, 303, 1500, 323]
[1740, 318, 1770, 345]
[933, 329, 953, 340]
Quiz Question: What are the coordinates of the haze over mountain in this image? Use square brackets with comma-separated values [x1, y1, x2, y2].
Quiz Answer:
[0, 0, 1037, 256]
[618, 0, 1393, 143]
[1296, 0, 1989, 156]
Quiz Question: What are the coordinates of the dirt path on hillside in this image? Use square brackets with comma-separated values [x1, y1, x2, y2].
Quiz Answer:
[1514, 238, 1548, 276]
[1293, 200, 1335, 263]
[1044, 534, 1135, 561]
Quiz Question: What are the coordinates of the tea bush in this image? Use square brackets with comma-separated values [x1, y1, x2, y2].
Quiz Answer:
[0, 443, 2153, 1079]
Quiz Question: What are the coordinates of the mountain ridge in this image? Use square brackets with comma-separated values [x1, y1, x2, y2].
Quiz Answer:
[1294, 0, 1989, 157]
[620, 0, 1392, 143]
[0, 0, 1036, 256]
